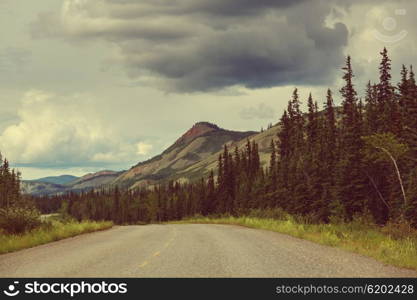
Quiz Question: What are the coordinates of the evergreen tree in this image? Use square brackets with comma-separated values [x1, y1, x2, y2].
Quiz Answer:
[364, 81, 379, 134]
[337, 55, 367, 219]
[323, 89, 337, 165]
[306, 93, 319, 153]
[268, 140, 277, 193]
[22, 48, 417, 229]
[377, 47, 401, 134]
[403, 66, 417, 155]
[316, 89, 338, 221]
[204, 170, 216, 215]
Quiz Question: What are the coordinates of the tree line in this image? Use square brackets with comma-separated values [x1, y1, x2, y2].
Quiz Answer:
[0, 154, 21, 209]
[0, 154, 43, 234]
[33, 48, 417, 227]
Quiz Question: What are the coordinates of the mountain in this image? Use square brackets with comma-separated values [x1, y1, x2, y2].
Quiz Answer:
[21, 170, 121, 196]
[176, 124, 281, 182]
[70, 170, 121, 190]
[22, 121, 268, 195]
[122, 123, 281, 190]
[113, 122, 256, 189]
[29, 175, 79, 185]
[21, 181, 67, 196]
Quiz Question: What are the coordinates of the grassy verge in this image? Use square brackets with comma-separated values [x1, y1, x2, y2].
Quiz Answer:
[172, 216, 417, 271]
[0, 220, 113, 254]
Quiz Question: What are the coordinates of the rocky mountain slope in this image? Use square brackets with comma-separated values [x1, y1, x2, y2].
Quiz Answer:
[174, 124, 281, 184]
[113, 122, 256, 189]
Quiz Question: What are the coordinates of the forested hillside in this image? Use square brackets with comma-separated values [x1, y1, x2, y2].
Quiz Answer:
[35, 48, 416, 227]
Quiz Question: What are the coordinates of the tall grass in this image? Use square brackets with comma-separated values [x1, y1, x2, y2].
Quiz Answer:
[0, 220, 113, 254]
[173, 215, 417, 271]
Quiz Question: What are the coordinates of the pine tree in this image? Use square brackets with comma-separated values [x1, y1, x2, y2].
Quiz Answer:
[251, 140, 260, 177]
[340, 56, 358, 136]
[377, 48, 400, 134]
[378, 48, 394, 106]
[277, 110, 291, 159]
[364, 81, 379, 134]
[337, 55, 367, 219]
[398, 65, 409, 107]
[204, 170, 215, 215]
[276, 110, 291, 207]
[403, 66, 417, 151]
[306, 93, 318, 153]
[245, 139, 252, 176]
[314, 89, 338, 221]
[303, 93, 322, 216]
[289, 88, 305, 154]
[268, 140, 277, 192]
[323, 89, 337, 165]
[405, 166, 417, 227]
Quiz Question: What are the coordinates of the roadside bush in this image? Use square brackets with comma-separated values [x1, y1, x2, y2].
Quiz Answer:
[247, 208, 289, 220]
[0, 220, 113, 254]
[381, 219, 416, 240]
[0, 206, 42, 234]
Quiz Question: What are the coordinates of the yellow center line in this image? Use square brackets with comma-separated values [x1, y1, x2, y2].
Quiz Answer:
[139, 261, 149, 268]
[138, 227, 178, 268]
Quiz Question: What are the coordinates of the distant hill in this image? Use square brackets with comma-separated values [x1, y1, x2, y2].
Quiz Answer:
[29, 175, 79, 185]
[21, 181, 67, 196]
[21, 170, 121, 196]
[70, 170, 121, 190]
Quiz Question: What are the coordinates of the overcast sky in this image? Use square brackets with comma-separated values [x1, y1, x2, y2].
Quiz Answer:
[0, 0, 416, 179]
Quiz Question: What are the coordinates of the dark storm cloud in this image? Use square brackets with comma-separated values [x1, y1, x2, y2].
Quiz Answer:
[101, 0, 307, 18]
[31, 0, 348, 92]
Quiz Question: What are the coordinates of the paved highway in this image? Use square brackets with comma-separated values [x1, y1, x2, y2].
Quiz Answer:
[0, 224, 415, 277]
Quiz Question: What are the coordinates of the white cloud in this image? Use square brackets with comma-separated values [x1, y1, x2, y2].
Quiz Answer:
[136, 142, 152, 155]
[16, 166, 104, 180]
[0, 90, 150, 168]
[326, 1, 417, 88]
[240, 103, 276, 120]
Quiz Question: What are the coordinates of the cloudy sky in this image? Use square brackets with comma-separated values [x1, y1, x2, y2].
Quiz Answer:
[0, 0, 416, 179]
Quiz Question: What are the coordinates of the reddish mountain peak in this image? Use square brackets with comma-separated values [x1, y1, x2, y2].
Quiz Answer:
[193, 122, 220, 130]
[175, 122, 221, 145]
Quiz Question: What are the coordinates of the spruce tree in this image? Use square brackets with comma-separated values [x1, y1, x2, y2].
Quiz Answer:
[377, 48, 401, 134]
[306, 93, 318, 153]
[364, 81, 379, 134]
[315, 89, 338, 221]
[337, 55, 367, 219]
[268, 140, 277, 192]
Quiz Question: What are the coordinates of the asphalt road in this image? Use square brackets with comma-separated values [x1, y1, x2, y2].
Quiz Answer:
[0, 224, 415, 277]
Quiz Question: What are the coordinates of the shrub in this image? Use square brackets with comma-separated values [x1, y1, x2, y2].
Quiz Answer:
[0, 206, 42, 234]
[0, 220, 113, 254]
[247, 208, 289, 220]
[381, 219, 416, 240]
